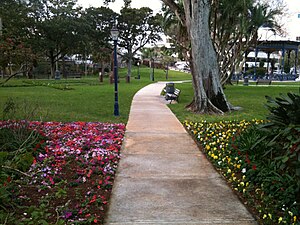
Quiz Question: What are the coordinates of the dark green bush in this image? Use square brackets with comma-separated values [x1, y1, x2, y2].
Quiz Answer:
[0, 123, 46, 210]
[234, 91, 300, 223]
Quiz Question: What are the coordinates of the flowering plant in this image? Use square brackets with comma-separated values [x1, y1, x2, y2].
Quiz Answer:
[0, 120, 125, 224]
[185, 119, 299, 224]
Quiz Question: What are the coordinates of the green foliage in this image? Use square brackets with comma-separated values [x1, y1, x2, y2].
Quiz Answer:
[229, 91, 300, 223]
[265, 92, 300, 126]
[2, 97, 44, 121]
[183, 90, 300, 223]
[118, 7, 162, 76]
[234, 124, 300, 223]
[0, 123, 47, 216]
[245, 67, 267, 77]
[18, 204, 52, 225]
[23, 80, 73, 90]
[185, 118, 299, 224]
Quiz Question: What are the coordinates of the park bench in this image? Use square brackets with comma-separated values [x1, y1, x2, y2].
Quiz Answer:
[67, 72, 82, 79]
[164, 88, 181, 103]
[256, 79, 272, 85]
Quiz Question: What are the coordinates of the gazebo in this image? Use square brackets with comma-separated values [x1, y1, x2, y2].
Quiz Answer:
[247, 40, 300, 80]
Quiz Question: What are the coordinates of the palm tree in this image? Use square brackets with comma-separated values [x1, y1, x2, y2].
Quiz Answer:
[211, 0, 283, 85]
[161, 0, 190, 62]
[162, 0, 283, 86]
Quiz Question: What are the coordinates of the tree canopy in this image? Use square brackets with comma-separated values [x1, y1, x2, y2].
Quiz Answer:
[118, 6, 162, 81]
[1, 0, 162, 81]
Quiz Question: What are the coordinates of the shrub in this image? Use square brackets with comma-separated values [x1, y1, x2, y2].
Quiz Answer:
[0, 122, 46, 214]
[184, 91, 300, 224]
[234, 91, 300, 224]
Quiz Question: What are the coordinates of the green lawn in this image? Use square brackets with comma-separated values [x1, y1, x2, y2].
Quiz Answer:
[0, 66, 191, 123]
[169, 82, 300, 122]
[1, 68, 299, 123]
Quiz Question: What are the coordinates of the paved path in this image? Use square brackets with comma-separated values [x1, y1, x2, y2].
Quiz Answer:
[105, 83, 257, 225]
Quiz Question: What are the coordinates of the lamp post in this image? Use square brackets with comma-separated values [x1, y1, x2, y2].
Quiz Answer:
[111, 26, 119, 116]
[151, 57, 154, 81]
[137, 61, 140, 79]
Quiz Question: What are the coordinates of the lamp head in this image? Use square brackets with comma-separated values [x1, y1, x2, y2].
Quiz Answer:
[111, 26, 119, 41]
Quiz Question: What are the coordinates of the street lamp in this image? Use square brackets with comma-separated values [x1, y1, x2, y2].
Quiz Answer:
[151, 57, 154, 81]
[137, 61, 140, 79]
[111, 26, 119, 116]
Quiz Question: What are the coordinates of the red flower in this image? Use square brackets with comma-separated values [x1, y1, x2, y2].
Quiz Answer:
[290, 143, 299, 153]
[252, 164, 257, 170]
[90, 195, 97, 203]
[245, 158, 251, 165]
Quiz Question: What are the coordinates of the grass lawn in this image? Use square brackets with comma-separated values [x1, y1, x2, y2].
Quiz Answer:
[0, 67, 191, 123]
[169, 81, 300, 122]
[1, 68, 299, 123]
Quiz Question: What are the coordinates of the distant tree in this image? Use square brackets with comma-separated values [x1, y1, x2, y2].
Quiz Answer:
[159, 46, 175, 79]
[118, 7, 162, 82]
[82, 7, 117, 81]
[211, 0, 284, 84]
[27, 0, 84, 78]
[0, 0, 34, 78]
[0, 0, 29, 39]
[140, 47, 154, 60]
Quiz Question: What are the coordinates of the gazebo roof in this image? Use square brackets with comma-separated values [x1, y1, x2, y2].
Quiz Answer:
[251, 40, 300, 53]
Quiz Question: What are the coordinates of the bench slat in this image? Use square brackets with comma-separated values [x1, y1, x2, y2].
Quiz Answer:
[165, 88, 181, 103]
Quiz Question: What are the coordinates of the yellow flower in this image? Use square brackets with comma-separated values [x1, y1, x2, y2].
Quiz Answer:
[278, 217, 283, 223]
[294, 216, 297, 222]
[263, 214, 267, 219]
[240, 182, 245, 186]
[227, 169, 231, 174]
[288, 211, 293, 217]
[237, 164, 241, 169]
[268, 213, 272, 219]
[206, 145, 210, 150]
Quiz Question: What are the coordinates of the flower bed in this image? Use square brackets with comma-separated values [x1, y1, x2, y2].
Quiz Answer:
[184, 120, 299, 225]
[0, 121, 125, 224]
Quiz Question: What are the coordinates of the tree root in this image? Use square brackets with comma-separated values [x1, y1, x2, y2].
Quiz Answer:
[186, 99, 225, 115]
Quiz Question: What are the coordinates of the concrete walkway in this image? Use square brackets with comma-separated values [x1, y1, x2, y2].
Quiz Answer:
[105, 83, 257, 225]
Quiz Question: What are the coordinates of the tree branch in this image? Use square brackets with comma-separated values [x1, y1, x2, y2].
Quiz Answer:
[0, 64, 29, 86]
[2, 165, 31, 177]
[162, 0, 186, 26]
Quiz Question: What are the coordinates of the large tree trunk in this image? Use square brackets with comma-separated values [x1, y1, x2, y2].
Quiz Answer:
[183, 0, 230, 114]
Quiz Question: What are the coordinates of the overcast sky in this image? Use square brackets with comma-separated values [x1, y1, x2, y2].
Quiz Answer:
[76, 0, 162, 13]
[76, 0, 300, 40]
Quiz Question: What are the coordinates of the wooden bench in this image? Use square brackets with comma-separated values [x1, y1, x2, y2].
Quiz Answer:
[256, 79, 272, 85]
[164, 88, 181, 103]
[67, 72, 82, 79]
